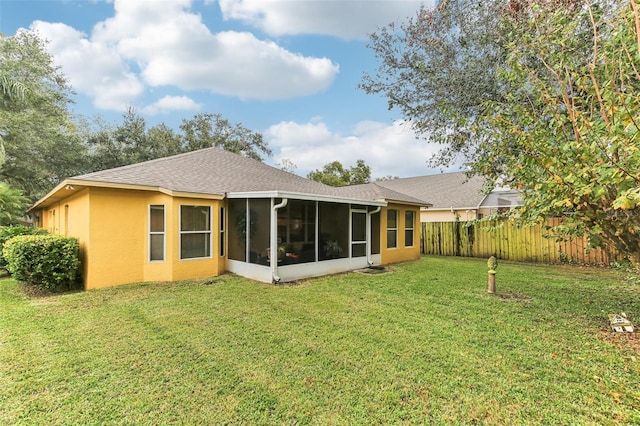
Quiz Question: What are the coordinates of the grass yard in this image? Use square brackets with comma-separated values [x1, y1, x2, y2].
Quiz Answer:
[1, 256, 639, 425]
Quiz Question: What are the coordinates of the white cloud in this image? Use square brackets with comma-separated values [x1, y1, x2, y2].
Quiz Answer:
[137, 31, 338, 100]
[219, 0, 434, 40]
[141, 96, 201, 115]
[27, 0, 340, 111]
[29, 21, 144, 111]
[266, 119, 458, 178]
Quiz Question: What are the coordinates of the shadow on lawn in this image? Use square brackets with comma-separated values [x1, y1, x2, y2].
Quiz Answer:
[493, 291, 533, 302]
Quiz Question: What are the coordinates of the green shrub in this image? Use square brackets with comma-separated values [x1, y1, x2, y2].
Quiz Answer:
[0, 225, 48, 268]
[3, 235, 80, 291]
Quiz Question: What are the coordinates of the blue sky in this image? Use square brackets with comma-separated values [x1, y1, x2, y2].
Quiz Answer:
[1, 0, 458, 179]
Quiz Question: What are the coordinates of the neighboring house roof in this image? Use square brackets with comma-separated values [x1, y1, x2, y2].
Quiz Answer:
[376, 172, 523, 210]
[333, 182, 431, 207]
[31, 148, 431, 210]
[375, 172, 488, 210]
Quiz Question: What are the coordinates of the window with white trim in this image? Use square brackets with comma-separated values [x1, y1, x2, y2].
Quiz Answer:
[405, 210, 415, 247]
[180, 205, 211, 259]
[387, 209, 398, 249]
[149, 205, 165, 261]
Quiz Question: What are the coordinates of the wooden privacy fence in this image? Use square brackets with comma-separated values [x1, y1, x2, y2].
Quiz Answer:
[421, 218, 623, 265]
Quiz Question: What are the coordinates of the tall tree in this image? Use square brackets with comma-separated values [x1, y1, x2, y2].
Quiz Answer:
[0, 182, 27, 225]
[0, 77, 25, 166]
[180, 113, 272, 161]
[113, 107, 150, 163]
[360, 0, 510, 167]
[348, 159, 372, 185]
[0, 43, 29, 224]
[87, 110, 271, 172]
[363, 0, 640, 262]
[277, 158, 298, 174]
[146, 123, 183, 160]
[87, 110, 185, 171]
[307, 160, 372, 186]
[481, 1, 640, 262]
[0, 31, 88, 198]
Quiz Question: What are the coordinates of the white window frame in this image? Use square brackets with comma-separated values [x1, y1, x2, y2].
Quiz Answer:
[405, 210, 415, 248]
[387, 209, 398, 249]
[179, 205, 212, 260]
[149, 204, 166, 262]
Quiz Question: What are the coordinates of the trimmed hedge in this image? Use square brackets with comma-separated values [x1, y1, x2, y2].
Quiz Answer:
[0, 225, 48, 268]
[3, 235, 80, 291]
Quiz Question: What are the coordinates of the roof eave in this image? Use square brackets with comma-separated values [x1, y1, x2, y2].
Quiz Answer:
[29, 178, 225, 212]
[227, 190, 387, 206]
[385, 199, 432, 208]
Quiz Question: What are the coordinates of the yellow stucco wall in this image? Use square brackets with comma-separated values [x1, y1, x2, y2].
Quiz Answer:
[38, 187, 225, 290]
[380, 204, 421, 264]
[36, 186, 418, 288]
[86, 188, 147, 288]
[40, 189, 91, 282]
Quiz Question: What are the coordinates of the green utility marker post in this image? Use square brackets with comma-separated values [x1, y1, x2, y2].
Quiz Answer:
[487, 256, 497, 294]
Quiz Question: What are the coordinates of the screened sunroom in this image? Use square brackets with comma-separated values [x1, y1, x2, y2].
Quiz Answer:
[226, 193, 384, 283]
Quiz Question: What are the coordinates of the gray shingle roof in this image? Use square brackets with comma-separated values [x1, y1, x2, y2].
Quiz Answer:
[74, 147, 341, 197]
[375, 172, 488, 209]
[38, 148, 436, 208]
[333, 182, 430, 206]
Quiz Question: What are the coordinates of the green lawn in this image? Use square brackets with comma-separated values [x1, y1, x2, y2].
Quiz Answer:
[1, 256, 639, 425]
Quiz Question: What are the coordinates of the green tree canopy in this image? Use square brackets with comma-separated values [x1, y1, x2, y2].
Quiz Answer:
[0, 182, 27, 226]
[86, 108, 177, 171]
[0, 31, 89, 198]
[180, 113, 272, 162]
[87, 109, 272, 172]
[363, 0, 640, 262]
[360, 0, 510, 167]
[307, 160, 371, 186]
[482, 1, 640, 260]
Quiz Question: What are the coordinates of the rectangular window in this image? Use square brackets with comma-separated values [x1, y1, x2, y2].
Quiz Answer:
[219, 207, 225, 257]
[405, 210, 415, 247]
[149, 205, 165, 261]
[180, 205, 211, 259]
[387, 209, 398, 249]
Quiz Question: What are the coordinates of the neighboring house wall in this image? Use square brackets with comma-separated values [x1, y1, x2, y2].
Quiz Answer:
[421, 207, 517, 223]
[381, 203, 421, 265]
[420, 209, 480, 223]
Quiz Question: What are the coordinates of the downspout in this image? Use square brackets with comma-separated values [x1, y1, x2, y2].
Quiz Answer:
[367, 206, 381, 265]
[476, 194, 489, 219]
[271, 198, 288, 283]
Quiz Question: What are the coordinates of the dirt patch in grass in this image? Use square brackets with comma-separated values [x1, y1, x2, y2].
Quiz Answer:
[598, 330, 640, 355]
[16, 281, 82, 299]
[17, 282, 58, 298]
[355, 265, 392, 275]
